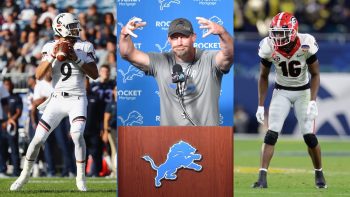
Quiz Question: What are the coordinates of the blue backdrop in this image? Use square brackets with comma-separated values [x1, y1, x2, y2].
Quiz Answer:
[117, 0, 233, 126]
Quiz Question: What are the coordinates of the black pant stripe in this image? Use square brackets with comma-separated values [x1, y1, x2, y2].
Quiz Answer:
[39, 119, 51, 131]
[73, 116, 86, 122]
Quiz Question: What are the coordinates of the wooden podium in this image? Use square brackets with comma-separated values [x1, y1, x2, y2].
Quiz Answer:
[118, 126, 233, 197]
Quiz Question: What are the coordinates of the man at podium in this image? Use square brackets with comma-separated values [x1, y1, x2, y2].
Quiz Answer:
[119, 17, 233, 126]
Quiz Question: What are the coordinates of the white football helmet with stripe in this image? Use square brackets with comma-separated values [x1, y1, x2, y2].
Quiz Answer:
[52, 13, 81, 38]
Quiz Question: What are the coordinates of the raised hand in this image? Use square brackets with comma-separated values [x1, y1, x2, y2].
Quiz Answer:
[121, 17, 147, 38]
[196, 16, 225, 38]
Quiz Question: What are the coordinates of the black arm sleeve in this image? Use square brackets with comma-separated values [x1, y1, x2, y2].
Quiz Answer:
[261, 58, 272, 68]
[306, 54, 317, 65]
[1, 97, 8, 106]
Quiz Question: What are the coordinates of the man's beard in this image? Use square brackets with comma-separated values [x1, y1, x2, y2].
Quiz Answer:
[173, 47, 189, 59]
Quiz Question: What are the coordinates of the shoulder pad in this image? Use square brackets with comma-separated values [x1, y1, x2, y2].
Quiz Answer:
[258, 37, 273, 59]
[299, 33, 318, 55]
[78, 40, 94, 53]
[41, 41, 56, 54]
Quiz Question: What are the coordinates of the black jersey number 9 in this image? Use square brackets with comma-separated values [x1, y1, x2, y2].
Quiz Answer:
[61, 63, 72, 81]
[278, 60, 301, 77]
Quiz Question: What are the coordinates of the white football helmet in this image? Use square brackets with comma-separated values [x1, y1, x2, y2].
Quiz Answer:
[52, 13, 81, 38]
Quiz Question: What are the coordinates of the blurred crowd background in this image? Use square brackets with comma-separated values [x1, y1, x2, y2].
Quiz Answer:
[0, 0, 116, 86]
[235, 0, 350, 41]
[0, 0, 116, 178]
[234, 0, 350, 136]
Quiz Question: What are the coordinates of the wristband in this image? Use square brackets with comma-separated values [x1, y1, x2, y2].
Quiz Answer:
[75, 58, 84, 67]
[48, 55, 55, 64]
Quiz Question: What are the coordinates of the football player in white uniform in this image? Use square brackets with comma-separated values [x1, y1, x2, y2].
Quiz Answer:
[252, 12, 327, 189]
[10, 13, 98, 191]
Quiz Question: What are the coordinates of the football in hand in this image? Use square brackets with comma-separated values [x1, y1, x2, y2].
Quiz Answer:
[55, 41, 71, 62]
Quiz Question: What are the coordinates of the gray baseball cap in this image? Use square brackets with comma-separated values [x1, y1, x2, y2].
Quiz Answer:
[168, 18, 194, 37]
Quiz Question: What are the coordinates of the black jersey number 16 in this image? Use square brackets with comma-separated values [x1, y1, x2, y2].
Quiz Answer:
[278, 60, 301, 77]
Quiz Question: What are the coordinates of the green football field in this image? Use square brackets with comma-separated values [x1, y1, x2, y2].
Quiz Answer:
[0, 177, 116, 197]
[234, 136, 350, 197]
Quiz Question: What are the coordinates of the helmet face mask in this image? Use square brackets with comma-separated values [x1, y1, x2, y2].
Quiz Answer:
[66, 23, 80, 37]
[53, 13, 81, 38]
[269, 12, 298, 47]
[269, 27, 294, 46]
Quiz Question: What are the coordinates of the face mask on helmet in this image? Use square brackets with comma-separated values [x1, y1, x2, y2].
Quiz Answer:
[66, 23, 81, 37]
[269, 27, 294, 46]
[53, 13, 81, 38]
[269, 12, 298, 47]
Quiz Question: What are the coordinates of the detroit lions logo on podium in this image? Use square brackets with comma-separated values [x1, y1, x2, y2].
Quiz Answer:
[142, 140, 202, 187]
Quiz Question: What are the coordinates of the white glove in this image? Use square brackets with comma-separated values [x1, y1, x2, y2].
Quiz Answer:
[124, 17, 146, 38]
[256, 106, 265, 125]
[307, 100, 318, 120]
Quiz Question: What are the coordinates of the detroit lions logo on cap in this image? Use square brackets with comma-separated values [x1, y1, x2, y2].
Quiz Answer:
[142, 140, 202, 187]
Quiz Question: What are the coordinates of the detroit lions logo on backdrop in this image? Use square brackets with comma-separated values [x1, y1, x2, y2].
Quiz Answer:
[202, 16, 223, 37]
[117, 110, 144, 126]
[117, 22, 124, 30]
[219, 113, 224, 125]
[155, 91, 160, 97]
[155, 40, 171, 52]
[142, 140, 202, 187]
[118, 65, 144, 83]
[159, 0, 181, 10]
[117, 21, 144, 31]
